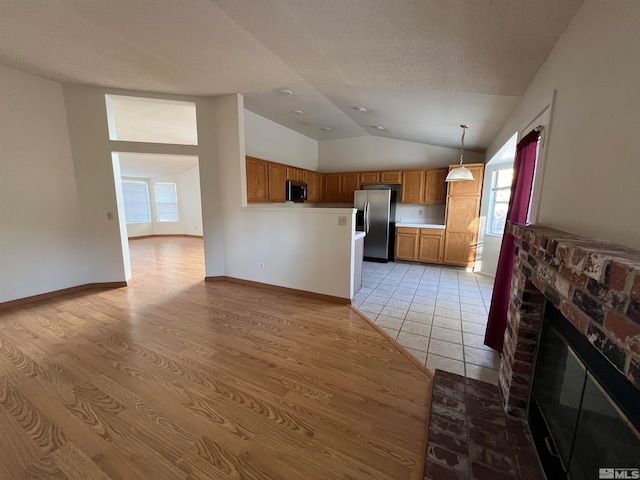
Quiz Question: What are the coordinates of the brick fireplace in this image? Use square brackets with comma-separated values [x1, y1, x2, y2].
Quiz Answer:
[499, 223, 640, 416]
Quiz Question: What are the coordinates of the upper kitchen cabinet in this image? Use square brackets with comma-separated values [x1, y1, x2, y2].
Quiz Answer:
[447, 164, 484, 196]
[380, 171, 402, 184]
[424, 168, 448, 204]
[341, 172, 359, 203]
[268, 163, 287, 202]
[359, 172, 380, 185]
[401, 170, 425, 203]
[305, 171, 323, 203]
[246, 156, 268, 203]
[324, 173, 341, 203]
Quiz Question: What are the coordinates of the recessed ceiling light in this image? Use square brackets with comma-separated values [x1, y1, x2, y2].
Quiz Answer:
[278, 89, 293, 95]
[321, 127, 332, 131]
[291, 110, 304, 115]
[371, 125, 385, 130]
[352, 106, 367, 112]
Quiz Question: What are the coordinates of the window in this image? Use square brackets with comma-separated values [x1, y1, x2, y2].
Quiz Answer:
[154, 183, 179, 222]
[487, 168, 513, 236]
[122, 181, 151, 224]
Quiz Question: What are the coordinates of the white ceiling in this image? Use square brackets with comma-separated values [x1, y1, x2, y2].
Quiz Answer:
[0, 0, 583, 152]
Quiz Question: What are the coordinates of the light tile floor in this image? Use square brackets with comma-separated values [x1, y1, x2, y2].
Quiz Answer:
[353, 260, 501, 385]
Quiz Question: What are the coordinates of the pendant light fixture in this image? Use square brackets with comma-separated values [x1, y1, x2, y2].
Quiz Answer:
[445, 124, 474, 182]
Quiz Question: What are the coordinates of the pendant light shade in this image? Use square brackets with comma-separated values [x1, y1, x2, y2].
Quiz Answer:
[445, 124, 474, 182]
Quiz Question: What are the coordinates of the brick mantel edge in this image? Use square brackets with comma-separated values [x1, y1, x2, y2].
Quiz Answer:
[499, 223, 640, 416]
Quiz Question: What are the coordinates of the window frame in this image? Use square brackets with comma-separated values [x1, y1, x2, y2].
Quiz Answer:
[154, 182, 179, 223]
[486, 168, 513, 237]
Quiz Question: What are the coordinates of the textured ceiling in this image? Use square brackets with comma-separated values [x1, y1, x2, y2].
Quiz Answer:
[0, 0, 583, 151]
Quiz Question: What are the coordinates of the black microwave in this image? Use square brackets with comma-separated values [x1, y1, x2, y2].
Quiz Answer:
[286, 180, 307, 202]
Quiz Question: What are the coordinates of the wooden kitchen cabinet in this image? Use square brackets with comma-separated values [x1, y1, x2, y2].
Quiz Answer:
[447, 164, 484, 196]
[401, 170, 425, 203]
[246, 156, 269, 203]
[418, 229, 445, 263]
[395, 227, 420, 261]
[380, 170, 402, 184]
[424, 168, 448, 204]
[268, 163, 287, 202]
[305, 171, 323, 203]
[341, 172, 359, 203]
[359, 171, 380, 184]
[396, 227, 444, 264]
[324, 173, 342, 203]
[443, 163, 484, 267]
[286, 167, 298, 181]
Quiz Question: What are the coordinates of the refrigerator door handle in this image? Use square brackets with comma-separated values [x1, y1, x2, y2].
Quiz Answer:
[365, 201, 371, 234]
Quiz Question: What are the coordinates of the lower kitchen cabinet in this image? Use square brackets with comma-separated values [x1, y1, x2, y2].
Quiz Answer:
[395, 227, 444, 264]
[395, 227, 420, 261]
[418, 230, 444, 263]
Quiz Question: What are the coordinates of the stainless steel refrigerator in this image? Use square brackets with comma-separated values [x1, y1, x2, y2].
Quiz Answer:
[354, 187, 397, 262]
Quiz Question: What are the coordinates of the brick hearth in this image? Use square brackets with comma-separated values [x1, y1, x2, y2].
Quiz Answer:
[425, 370, 544, 479]
[499, 223, 640, 415]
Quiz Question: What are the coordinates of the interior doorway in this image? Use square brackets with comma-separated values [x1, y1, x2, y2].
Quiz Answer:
[105, 94, 204, 281]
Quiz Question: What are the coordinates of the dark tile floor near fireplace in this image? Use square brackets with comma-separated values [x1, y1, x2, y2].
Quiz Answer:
[425, 370, 544, 480]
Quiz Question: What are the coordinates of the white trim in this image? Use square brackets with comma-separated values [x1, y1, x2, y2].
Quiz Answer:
[522, 90, 557, 225]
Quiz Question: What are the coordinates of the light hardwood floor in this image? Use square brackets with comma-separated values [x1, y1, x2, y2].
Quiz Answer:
[0, 237, 433, 479]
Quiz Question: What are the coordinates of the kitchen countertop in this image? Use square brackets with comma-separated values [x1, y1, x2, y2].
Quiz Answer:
[396, 223, 446, 229]
[353, 231, 366, 240]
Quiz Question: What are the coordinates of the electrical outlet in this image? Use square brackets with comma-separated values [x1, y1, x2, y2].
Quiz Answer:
[259, 263, 264, 269]
[418, 209, 422, 216]
[106, 212, 114, 220]
[338, 216, 347, 225]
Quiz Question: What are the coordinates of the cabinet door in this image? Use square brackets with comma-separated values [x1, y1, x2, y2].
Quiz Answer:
[424, 168, 448, 204]
[268, 163, 287, 202]
[443, 196, 481, 267]
[443, 232, 477, 267]
[447, 164, 484, 196]
[418, 234, 443, 264]
[401, 170, 425, 203]
[341, 172, 359, 203]
[395, 228, 419, 261]
[380, 171, 402, 184]
[246, 157, 268, 203]
[305, 171, 322, 203]
[324, 173, 342, 203]
[286, 166, 298, 181]
[296, 169, 306, 182]
[359, 172, 380, 184]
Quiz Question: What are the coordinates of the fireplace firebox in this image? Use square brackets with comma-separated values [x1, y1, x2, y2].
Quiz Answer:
[529, 302, 640, 479]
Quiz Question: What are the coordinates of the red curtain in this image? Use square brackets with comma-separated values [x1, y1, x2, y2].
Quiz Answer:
[484, 129, 540, 352]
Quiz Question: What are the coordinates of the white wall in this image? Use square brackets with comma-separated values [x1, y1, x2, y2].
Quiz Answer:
[179, 166, 203, 236]
[486, 1, 640, 249]
[244, 110, 318, 170]
[217, 98, 355, 299]
[318, 135, 485, 172]
[0, 65, 90, 302]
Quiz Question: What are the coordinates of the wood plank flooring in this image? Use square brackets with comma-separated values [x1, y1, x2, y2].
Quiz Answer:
[0, 237, 433, 479]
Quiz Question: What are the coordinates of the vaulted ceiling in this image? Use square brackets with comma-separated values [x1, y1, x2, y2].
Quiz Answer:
[0, 0, 583, 152]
